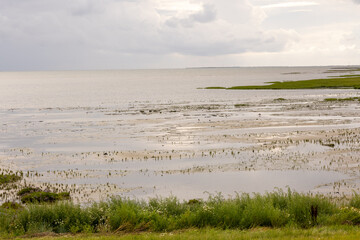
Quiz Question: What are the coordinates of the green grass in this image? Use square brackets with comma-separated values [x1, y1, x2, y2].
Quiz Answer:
[1, 201, 23, 210]
[0, 173, 21, 185]
[205, 87, 226, 89]
[17, 187, 41, 196]
[324, 97, 360, 102]
[205, 76, 360, 90]
[16, 187, 71, 204]
[9, 226, 360, 240]
[3, 190, 360, 237]
[20, 191, 71, 204]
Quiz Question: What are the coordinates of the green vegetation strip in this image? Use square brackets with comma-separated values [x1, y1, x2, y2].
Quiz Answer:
[205, 76, 360, 90]
[324, 97, 360, 102]
[3, 190, 360, 237]
[18, 226, 360, 240]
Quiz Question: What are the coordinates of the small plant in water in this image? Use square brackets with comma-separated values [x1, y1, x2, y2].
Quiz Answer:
[17, 187, 70, 203]
[234, 104, 249, 108]
[0, 173, 22, 185]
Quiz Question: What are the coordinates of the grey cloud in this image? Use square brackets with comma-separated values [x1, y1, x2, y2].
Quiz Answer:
[71, 0, 138, 16]
[0, 0, 296, 70]
[353, 0, 360, 3]
[71, 1, 101, 16]
[160, 27, 296, 56]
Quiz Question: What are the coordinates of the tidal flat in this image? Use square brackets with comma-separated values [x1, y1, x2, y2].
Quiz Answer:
[1, 93, 360, 202]
[1, 67, 360, 203]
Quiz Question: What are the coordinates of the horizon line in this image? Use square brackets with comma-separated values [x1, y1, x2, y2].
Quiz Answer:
[0, 64, 359, 73]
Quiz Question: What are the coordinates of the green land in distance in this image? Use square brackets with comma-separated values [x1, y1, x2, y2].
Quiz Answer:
[205, 74, 360, 90]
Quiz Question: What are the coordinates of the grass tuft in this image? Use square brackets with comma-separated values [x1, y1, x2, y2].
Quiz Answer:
[0, 173, 22, 185]
[1, 201, 23, 210]
[20, 191, 71, 204]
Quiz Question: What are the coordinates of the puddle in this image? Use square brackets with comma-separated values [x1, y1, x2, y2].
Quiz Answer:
[42, 170, 348, 200]
[286, 143, 331, 154]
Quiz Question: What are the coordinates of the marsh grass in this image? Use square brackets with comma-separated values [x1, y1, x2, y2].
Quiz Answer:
[1, 201, 23, 210]
[22, 226, 360, 240]
[16, 187, 71, 204]
[349, 193, 360, 209]
[205, 76, 360, 90]
[1, 202, 107, 235]
[234, 103, 249, 108]
[205, 87, 226, 89]
[3, 190, 360, 237]
[324, 97, 360, 102]
[20, 191, 71, 204]
[17, 187, 41, 196]
[0, 173, 22, 185]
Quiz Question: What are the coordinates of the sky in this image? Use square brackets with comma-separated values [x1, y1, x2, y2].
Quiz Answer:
[0, 0, 360, 71]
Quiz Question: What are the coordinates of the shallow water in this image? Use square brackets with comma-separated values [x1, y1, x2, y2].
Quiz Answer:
[1, 66, 360, 202]
[0, 66, 353, 109]
[42, 170, 347, 200]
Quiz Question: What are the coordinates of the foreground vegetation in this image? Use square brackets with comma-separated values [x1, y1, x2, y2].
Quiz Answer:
[2, 190, 360, 237]
[19, 226, 360, 240]
[205, 76, 360, 90]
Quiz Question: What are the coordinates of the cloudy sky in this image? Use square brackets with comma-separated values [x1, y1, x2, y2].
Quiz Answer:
[0, 0, 360, 71]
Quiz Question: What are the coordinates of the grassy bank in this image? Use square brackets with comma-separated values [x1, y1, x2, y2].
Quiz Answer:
[17, 226, 360, 240]
[205, 76, 360, 90]
[2, 190, 360, 237]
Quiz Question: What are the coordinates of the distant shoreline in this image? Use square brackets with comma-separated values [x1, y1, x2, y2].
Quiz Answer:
[205, 73, 360, 90]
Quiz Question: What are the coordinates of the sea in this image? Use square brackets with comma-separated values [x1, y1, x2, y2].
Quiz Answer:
[0, 66, 347, 109]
